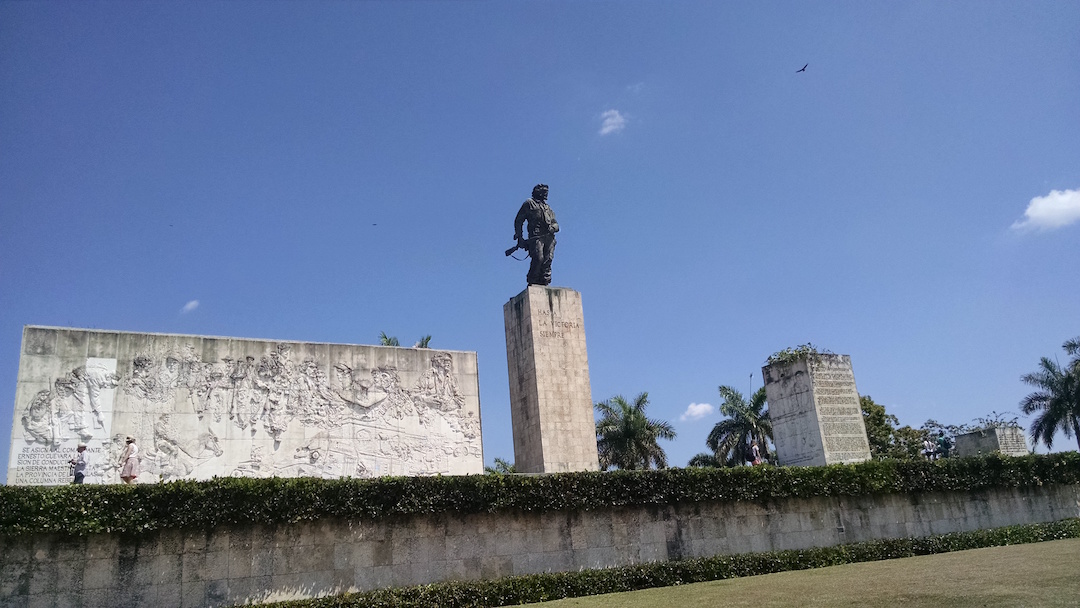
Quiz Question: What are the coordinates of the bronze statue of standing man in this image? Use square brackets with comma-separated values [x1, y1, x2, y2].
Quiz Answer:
[509, 184, 560, 286]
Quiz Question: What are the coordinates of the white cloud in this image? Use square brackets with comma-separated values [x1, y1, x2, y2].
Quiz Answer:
[627, 82, 644, 94]
[599, 109, 627, 135]
[1011, 188, 1080, 232]
[181, 300, 199, 314]
[680, 402, 713, 422]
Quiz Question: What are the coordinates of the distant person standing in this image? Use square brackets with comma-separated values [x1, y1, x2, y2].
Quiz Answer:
[119, 436, 139, 484]
[923, 437, 936, 461]
[69, 443, 88, 484]
[751, 440, 762, 465]
[936, 431, 951, 459]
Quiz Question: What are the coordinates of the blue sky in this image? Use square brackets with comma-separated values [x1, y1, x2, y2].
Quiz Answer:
[2, 1, 1078, 480]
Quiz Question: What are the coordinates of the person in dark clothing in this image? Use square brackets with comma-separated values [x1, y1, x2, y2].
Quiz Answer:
[69, 443, 88, 484]
[936, 431, 951, 459]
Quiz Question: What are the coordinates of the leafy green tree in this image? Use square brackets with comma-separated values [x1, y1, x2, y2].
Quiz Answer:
[414, 335, 432, 348]
[594, 392, 676, 470]
[919, 418, 973, 455]
[860, 395, 926, 460]
[484, 458, 516, 474]
[705, 386, 772, 466]
[1020, 336, 1080, 451]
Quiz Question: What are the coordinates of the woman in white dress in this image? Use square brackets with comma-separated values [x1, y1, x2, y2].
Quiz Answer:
[119, 436, 139, 483]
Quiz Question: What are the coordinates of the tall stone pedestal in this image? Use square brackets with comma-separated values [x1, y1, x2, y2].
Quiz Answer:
[504, 286, 599, 473]
[762, 354, 871, 467]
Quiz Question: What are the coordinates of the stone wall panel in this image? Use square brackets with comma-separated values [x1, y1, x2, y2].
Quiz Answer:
[8, 327, 483, 484]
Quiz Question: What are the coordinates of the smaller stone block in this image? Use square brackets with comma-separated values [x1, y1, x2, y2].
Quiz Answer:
[954, 426, 1030, 458]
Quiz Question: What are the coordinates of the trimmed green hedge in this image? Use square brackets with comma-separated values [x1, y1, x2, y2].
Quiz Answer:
[1, 453, 1077, 537]
[261, 518, 1080, 607]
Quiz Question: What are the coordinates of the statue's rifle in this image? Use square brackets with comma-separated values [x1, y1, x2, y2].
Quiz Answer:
[505, 238, 528, 259]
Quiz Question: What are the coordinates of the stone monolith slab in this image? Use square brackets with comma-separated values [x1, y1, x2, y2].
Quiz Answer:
[8, 326, 483, 484]
[762, 354, 871, 466]
[504, 286, 599, 473]
[955, 426, 1029, 458]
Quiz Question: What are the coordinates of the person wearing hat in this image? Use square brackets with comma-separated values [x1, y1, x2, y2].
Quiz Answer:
[69, 443, 88, 484]
[119, 436, 139, 484]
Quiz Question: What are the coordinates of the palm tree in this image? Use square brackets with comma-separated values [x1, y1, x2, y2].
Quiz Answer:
[706, 386, 772, 465]
[1020, 336, 1080, 451]
[414, 335, 432, 348]
[687, 452, 726, 468]
[378, 332, 400, 347]
[594, 392, 676, 470]
[1067, 337, 1080, 373]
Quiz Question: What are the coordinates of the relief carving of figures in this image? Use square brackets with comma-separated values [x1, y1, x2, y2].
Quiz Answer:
[95, 434, 127, 480]
[16, 338, 480, 483]
[20, 362, 118, 447]
[293, 430, 369, 478]
[49, 378, 86, 442]
[227, 356, 258, 430]
[191, 359, 231, 422]
[230, 445, 274, 478]
[125, 353, 182, 404]
[150, 414, 223, 481]
[365, 367, 417, 421]
[329, 363, 368, 409]
[413, 352, 464, 412]
[254, 344, 298, 440]
[68, 364, 118, 431]
[21, 390, 56, 447]
[296, 359, 340, 426]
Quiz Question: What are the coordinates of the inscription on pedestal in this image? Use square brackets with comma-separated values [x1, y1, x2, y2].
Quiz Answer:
[763, 354, 871, 467]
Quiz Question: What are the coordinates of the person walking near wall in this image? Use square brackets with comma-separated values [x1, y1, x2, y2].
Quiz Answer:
[69, 443, 88, 484]
[119, 436, 139, 483]
[750, 440, 762, 465]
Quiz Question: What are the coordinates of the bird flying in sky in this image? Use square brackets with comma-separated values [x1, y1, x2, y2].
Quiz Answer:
[796, 63, 808, 73]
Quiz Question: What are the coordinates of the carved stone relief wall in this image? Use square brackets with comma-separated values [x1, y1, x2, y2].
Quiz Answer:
[8, 327, 483, 485]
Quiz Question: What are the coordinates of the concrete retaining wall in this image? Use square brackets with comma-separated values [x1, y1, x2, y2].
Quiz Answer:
[2, 484, 1078, 607]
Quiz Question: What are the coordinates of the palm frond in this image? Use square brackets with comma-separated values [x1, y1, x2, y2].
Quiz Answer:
[1020, 341, 1080, 451]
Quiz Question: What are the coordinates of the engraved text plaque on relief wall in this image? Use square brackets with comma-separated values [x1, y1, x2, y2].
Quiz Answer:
[7, 327, 483, 484]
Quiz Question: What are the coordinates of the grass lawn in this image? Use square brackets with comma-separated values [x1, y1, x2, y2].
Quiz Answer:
[526, 538, 1080, 607]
